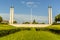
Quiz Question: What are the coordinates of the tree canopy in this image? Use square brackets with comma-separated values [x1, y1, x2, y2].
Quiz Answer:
[23, 22, 30, 24]
[0, 16, 3, 23]
[32, 19, 38, 24]
[13, 21, 17, 24]
[55, 14, 60, 22]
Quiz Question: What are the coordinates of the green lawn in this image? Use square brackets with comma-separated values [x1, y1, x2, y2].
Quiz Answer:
[48, 25, 60, 30]
[0, 24, 60, 40]
[0, 24, 16, 30]
[0, 31, 60, 40]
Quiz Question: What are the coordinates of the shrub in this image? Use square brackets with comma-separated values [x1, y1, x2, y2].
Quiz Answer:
[0, 28, 21, 37]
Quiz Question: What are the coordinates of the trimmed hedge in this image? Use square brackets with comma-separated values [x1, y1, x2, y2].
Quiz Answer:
[0, 27, 32, 37]
[35, 27, 60, 34]
[49, 29, 60, 34]
[1, 27, 60, 37]
[35, 27, 49, 31]
[0, 28, 21, 37]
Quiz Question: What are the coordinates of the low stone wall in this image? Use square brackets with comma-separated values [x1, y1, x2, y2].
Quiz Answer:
[10, 24, 51, 27]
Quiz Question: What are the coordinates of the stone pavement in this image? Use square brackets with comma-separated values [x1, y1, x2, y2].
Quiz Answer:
[10, 24, 51, 27]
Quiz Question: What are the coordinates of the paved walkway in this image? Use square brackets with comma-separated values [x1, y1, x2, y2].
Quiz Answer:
[10, 24, 51, 27]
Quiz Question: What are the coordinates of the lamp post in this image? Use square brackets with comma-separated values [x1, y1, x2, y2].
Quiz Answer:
[22, 1, 38, 24]
[30, 8, 32, 24]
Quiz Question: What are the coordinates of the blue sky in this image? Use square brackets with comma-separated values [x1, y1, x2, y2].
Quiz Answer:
[0, 0, 60, 23]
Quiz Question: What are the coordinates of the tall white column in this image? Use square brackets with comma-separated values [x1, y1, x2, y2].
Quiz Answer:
[48, 6, 52, 24]
[9, 6, 14, 24]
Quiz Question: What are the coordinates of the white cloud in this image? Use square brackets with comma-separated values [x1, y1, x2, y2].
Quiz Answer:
[33, 5, 38, 7]
[21, 1, 39, 8]
[21, 1, 25, 4]
[26, 1, 38, 8]
[0, 13, 48, 23]
[26, 2, 34, 5]
[0, 13, 9, 20]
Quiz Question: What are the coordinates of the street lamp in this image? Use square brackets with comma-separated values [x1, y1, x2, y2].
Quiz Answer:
[22, 1, 38, 24]
[31, 8, 32, 24]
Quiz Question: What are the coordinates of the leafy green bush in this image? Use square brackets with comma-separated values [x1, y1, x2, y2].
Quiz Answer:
[0, 28, 21, 37]
[35, 27, 49, 31]
[35, 26, 60, 34]
[52, 22, 60, 25]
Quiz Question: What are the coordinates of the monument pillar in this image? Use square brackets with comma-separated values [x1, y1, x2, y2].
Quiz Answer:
[9, 6, 14, 24]
[48, 6, 52, 24]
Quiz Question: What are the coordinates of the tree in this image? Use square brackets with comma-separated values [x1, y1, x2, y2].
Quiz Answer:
[55, 14, 60, 22]
[32, 19, 38, 24]
[13, 21, 17, 24]
[41, 22, 45, 24]
[23, 22, 30, 24]
[0, 16, 3, 23]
